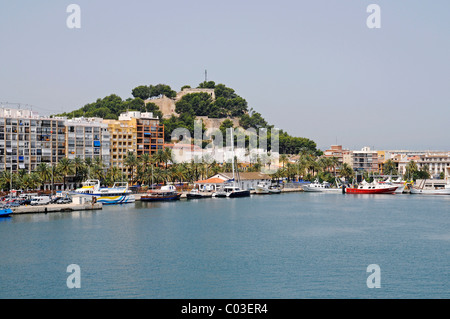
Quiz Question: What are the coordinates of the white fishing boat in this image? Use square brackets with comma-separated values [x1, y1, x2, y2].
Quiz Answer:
[381, 177, 407, 194]
[268, 185, 281, 194]
[74, 180, 135, 204]
[410, 179, 450, 195]
[255, 182, 271, 194]
[302, 179, 343, 193]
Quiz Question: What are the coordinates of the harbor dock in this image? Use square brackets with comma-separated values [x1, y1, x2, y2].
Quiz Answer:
[11, 202, 103, 215]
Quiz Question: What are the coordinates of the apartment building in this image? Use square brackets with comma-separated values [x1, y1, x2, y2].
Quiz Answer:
[136, 112, 164, 156]
[104, 111, 163, 178]
[416, 152, 450, 178]
[352, 147, 378, 172]
[65, 117, 110, 168]
[323, 145, 352, 170]
[0, 108, 66, 172]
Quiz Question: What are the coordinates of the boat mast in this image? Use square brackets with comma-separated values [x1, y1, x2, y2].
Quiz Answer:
[230, 128, 236, 188]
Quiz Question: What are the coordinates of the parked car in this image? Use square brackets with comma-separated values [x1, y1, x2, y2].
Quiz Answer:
[30, 196, 51, 206]
[20, 199, 32, 205]
[56, 198, 72, 204]
[5, 202, 20, 207]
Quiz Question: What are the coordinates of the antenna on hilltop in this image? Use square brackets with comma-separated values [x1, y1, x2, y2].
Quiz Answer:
[205, 69, 207, 82]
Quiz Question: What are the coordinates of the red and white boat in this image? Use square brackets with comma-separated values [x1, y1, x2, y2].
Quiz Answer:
[345, 180, 398, 194]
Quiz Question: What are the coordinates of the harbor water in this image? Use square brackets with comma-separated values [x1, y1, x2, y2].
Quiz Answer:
[0, 192, 449, 299]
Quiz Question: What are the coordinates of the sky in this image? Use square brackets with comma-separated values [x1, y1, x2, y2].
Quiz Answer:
[1, 0, 449, 151]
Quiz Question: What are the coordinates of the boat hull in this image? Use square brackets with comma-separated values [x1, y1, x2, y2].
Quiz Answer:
[255, 188, 270, 194]
[213, 192, 228, 198]
[141, 194, 181, 201]
[410, 187, 450, 195]
[187, 193, 212, 199]
[345, 187, 398, 194]
[227, 190, 251, 198]
[97, 195, 135, 204]
[302, 186, 342, 193]
[0, 208, 13, 217]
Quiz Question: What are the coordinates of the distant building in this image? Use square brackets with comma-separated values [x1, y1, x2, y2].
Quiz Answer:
[104, 111, 163, 179]
[206, 172, 272, 191]
[323, 145, 351, 171]
[145, 87, 216, 119]
[65, 117, 110, 168]
[416, 152, 450, 178]
[135, 112, 164, 157]
[0, 108, 66, 172]
[352, 147, 378, 172]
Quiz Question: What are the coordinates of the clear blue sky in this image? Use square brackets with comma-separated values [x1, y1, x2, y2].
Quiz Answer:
[1, 0, 449, 151]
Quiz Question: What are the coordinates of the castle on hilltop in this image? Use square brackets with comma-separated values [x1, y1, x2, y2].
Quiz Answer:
[145, 87, 215, 119]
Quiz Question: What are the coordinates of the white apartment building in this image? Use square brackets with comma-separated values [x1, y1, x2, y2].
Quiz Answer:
[0, 108, 66, 172]
[65, 117, 110, 168]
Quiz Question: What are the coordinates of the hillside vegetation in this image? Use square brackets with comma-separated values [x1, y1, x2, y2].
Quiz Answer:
[58, 81, 320, 155]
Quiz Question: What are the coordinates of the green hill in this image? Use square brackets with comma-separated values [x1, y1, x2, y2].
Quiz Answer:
[57, 81, 320, 155]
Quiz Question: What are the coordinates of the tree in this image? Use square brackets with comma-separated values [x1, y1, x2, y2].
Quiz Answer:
[163, 148, 174, 168]
[124, 152, 138, 183]
[198, 81, 216, 89]
[131, 85, 151, 100]
[404, 161, 418, 180]
[144, 102, 163, 119]
[279, 154, 289, 169]
[35, 163, 52, 190]
[339, 163, 354, 181]
[149, 84, 176, 99]
[383, 159, 398, 176]
[57, 158, 75, 191]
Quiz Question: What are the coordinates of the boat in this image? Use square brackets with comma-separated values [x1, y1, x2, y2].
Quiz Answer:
[410, 179, 450, 195]
[140, 185, 182, 201]
[74, 180, 135, 204]
[255, 182, 270, 194]
[302, 179, 343, 193]
[345, 179, 398, 194]
[212, 187, 228, 198]
[226, 186, 251, 198]
[0, 206, 13, 217]
[186, 188, 213, 199]
[380, 177, 408, 194]
[225, 129, 250, 198]
[268, 185, 282, 194]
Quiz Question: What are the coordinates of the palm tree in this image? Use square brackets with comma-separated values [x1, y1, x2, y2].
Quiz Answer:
[84, 157, 93, 179]
[0, 170, 13, 191]
[57, 158, 75, 191]
[35, 163, 52, 190]
[91, 156, 105, 182]
[329, 156, 340, 176]
[153, 149, 166, 168]
[339, 163, 354, 181]
[105, 166, 124, 186]
[279, 154, 289, 169]
[163, 147, 173, 168]
[383, 159, 398, 176]
[73, 157, 85, 184]
[404, 160, 418, 181]
[124, 152, 138, 184]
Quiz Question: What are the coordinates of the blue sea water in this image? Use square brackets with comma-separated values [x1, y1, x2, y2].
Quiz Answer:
[0, 192, 449, 299]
